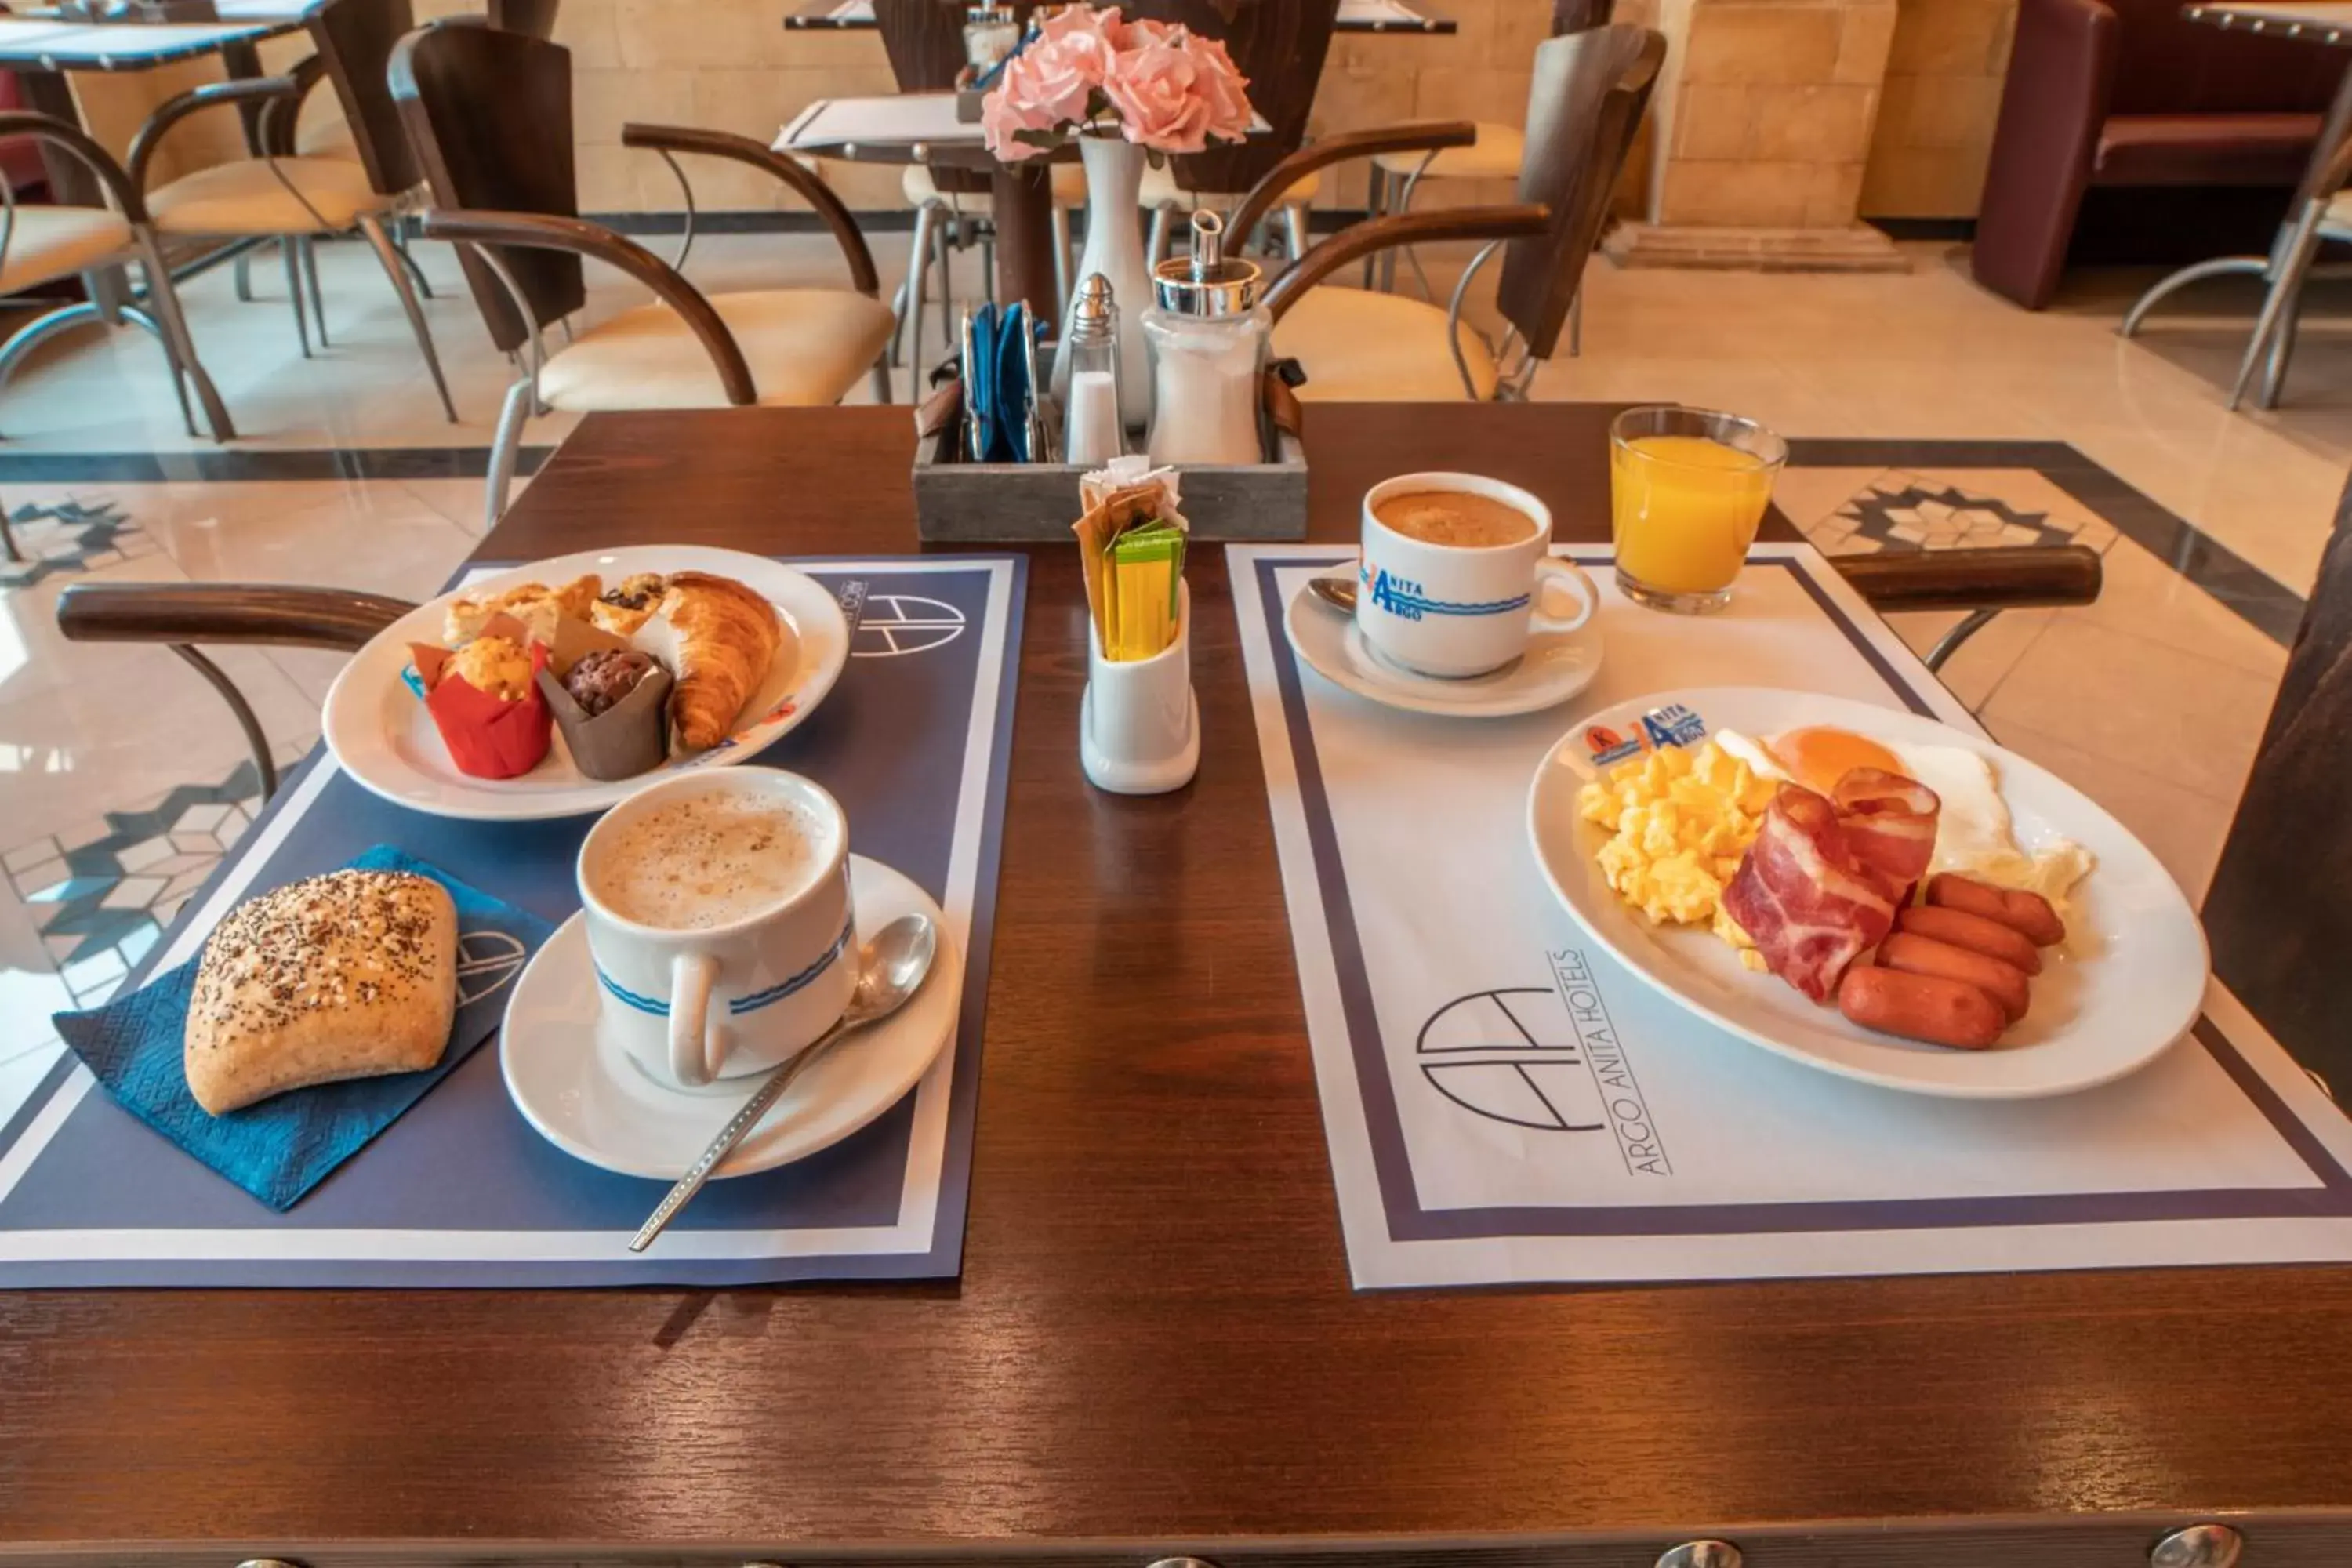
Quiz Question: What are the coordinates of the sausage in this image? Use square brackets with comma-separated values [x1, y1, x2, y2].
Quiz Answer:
[1838, 964, 2007, 1050]
[1925, 873, 2066, 947]
[1893, 903, 2043, 975]
[1878, 931, 2031, 1022]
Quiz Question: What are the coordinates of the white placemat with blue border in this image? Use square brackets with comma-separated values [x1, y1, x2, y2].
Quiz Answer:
[0, 556, 1022, 1288]
[1232, 541, 2352, 1290]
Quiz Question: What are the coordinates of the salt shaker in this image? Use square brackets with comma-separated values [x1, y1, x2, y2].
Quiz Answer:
[1142, 210, 1269, 467]
[1062, 274, 1126, 467]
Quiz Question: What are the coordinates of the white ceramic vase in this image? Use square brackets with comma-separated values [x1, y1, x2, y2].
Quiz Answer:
[1052, 131, 1156, 430]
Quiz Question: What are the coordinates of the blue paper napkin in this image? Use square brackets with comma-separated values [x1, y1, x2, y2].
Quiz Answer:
[51, 845, 555, 1211]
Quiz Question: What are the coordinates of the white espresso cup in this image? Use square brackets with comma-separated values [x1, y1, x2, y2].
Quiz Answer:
[1357, 471, 1599, 677]
[577, 768, 858, 1089]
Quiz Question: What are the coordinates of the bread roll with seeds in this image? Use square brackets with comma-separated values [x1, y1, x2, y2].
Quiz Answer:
[183, 869, 459, 1115]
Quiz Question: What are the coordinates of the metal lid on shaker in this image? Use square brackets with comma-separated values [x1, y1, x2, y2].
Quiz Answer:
[1152, 210, 1261, 317]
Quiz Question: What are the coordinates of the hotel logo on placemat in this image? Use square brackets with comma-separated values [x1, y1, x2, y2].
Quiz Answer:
[1548, 948, 1672, 1177]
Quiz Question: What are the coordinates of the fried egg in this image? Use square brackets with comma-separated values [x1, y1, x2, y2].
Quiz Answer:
[1711, 724, 2094, 911]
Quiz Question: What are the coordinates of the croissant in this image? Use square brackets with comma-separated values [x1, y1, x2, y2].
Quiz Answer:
[660, 572, 780, 750]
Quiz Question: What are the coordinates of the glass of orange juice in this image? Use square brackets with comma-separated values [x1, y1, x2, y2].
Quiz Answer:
[1609, 406, 1788, 614]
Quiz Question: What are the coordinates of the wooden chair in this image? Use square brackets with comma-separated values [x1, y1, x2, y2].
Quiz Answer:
[2203, 481, 2352, 1090]
[390, 21, 895, 528]
[1367, 0, 1611, 303]
[126, 0, 455, 421]
[49, 549, 2098, 804]
[1131, 0, 1341, 264]
[869, 0, 1083, 366]
[1259, 24, 1663, 401]
[0, 111, 230, 441]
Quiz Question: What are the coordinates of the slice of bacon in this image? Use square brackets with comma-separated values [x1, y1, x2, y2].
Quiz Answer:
[1831, 766, 1942, 904]
[1722, 784, 1899, 1004]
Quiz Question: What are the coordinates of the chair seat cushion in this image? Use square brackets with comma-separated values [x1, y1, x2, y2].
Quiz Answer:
[903, 160, 1086, 209]
[539, 288, 897, 412]
[0, 205, 132, 293]
[1372, 123, 1526, 182]
[1270, 286, 1497, 402]
[1138, 159, 1319, 210]
[2092, 113, 2321, 187]
[149, 155, 387, 235]
[295, 114, 361, 162]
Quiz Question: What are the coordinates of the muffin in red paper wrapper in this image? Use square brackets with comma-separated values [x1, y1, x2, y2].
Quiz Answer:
[408, 613, 554, 779]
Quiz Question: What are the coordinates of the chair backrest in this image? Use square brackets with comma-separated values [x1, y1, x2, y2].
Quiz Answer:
[1127, 0, 1342, 196]
[2202, 491, 2352, 1087]
[308, 0, 421, 197]
[1551, 0, 1613, 34]
[1494, 22, 1663, 361]
[873, 0, 994, 195]
[2100, 0, 2343, 118]
[389, 20, 583, 352]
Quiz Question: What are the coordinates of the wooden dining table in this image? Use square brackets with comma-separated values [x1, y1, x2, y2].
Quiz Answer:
[6, 402, 2350, 1566]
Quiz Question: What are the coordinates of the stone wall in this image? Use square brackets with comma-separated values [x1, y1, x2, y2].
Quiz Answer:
[64, 0, 2016, 229]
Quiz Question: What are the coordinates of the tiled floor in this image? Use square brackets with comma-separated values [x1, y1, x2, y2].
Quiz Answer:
[0, 225, 2336, 1054]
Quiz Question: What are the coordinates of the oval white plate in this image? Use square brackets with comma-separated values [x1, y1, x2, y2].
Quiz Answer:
[325, 545, 850, 821]
[1526, 686, 2208, 1099]
[500, 855, 960, 1180]
[1283, 571, 1602, 719]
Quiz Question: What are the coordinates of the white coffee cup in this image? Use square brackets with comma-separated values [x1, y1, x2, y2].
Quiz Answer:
[577, 769, 857, 1089]
[1357, 471, 1599, 677]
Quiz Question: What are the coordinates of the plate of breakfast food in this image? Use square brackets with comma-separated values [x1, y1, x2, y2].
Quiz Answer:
[324, 546, 850, 820]
[1526, 687, 2207, 1098]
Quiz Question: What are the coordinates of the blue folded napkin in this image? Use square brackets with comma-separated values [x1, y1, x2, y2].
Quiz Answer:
[51, 845, 555, 1211]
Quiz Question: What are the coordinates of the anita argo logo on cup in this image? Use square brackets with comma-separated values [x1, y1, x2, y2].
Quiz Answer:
[1356, 471, 1599, 678]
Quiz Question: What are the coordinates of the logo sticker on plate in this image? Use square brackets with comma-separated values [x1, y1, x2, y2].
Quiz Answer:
[1583, 704, 1708, 768]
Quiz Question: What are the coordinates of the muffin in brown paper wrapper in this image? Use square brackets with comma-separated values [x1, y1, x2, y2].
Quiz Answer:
[535, 652, 674, 781]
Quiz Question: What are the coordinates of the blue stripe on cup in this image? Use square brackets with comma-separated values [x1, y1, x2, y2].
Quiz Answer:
[728, 910, 857, 1015]
[596, 967, 670, 1016]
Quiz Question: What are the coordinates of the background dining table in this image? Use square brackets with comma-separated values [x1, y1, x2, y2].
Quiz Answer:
[7, 402, 2352, 1566]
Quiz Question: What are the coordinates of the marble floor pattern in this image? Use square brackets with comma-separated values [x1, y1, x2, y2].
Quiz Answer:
[0, 227, 2332, 1057]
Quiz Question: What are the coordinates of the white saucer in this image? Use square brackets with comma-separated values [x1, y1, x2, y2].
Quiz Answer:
[500, 855, 962, 1180]
[1281, 572, 1603, 717]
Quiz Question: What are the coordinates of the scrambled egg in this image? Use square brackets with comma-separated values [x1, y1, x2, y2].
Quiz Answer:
[1576, 740, 1775, 966]
[448, 634, 535, 702]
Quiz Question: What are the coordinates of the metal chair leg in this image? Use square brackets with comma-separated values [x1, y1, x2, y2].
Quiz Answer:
[935, 212, 956, 352]
[887, 276, 909, 368]
[902, 201, 938, 372]
[116, 303, 198, 438]
[172, 644, 278, 800]
[1147, 201, 1176, 266]
[1362, 165, 1385, 289]
[1050, 203, 1072, 320]
[485, 376, 533, 531]
[981, 231, 996, 306]
[391, 219, 434, 299]
[282, 238, 311, 358]
[299, 236, 329, 348]
[134, 230, 234, 441]
[2230, 202, 2326, 411]
[2120, 254, 2269, 338]
[869, 351, 891, 405]
[359, 212, 457, 423]
[1925, 608, 1999, 673]
[1283, 201, 1310, 263]
[233, 248, 255, 303]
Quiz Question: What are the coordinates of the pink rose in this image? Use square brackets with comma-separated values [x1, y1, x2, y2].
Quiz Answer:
[1181, 31, 1254, 145]
[1038, 2, 1126, 52]
[982, 31, 1103, 158]
[1102, 38, 1215, 154]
